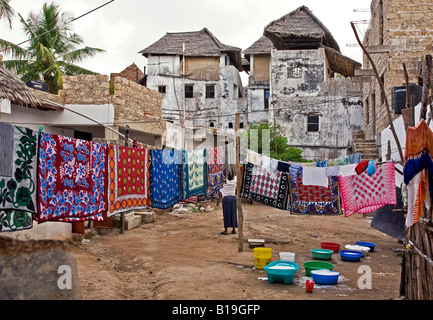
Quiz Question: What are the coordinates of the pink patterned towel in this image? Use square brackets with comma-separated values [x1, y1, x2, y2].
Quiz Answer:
[339, 162, 396, 217]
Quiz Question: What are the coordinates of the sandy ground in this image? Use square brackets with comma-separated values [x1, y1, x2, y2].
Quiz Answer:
[70, 201, 405, 301]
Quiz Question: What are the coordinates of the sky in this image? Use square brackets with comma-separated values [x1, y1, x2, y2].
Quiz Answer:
[0, 0, 373, 82]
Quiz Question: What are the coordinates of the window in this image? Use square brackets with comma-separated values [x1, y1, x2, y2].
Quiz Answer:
[185, 85, 194, 98]
[206, 85, 215, 98]
[307, 115, 320, 132]
[264, 89, 270, 110]
[209, 122, 215, 128]
[228, 122, 233, 129]
[158, 85, 166, 94]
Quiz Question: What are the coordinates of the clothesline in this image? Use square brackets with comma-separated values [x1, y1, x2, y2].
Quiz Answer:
[242, 149, 397, 217]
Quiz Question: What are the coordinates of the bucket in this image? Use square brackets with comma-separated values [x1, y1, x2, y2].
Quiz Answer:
[279, 252, 295, 262]
[254, 247, 272, 269]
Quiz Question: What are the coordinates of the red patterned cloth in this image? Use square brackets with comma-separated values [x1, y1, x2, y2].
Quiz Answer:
[107, 145, 150, 216]
[339, 162, 396, 217]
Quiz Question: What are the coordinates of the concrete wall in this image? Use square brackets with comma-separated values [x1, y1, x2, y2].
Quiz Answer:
[362, 0, 433, 140]
[270, 48, 364, 161]
[146, 53, 246, 132]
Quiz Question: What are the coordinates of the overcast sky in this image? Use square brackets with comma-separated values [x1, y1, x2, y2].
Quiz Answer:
[0, 0, 373, 82]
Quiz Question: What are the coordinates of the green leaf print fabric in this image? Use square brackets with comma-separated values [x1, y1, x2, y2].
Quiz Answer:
[0, 123, 38, 232]
[182, 149, 207, 199]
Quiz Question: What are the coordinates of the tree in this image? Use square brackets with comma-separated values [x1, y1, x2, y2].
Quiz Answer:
[0, 0, 14, 28]
[0, 2, 105, 93]
[243, 123, 311, 163]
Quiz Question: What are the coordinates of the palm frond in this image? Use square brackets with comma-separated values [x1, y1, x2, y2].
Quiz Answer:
[60, 46, 105, 64]
[0, 0, 15, 28]
[0, 39, 30, 59]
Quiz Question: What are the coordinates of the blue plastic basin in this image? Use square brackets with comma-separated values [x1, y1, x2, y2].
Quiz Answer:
[355, 241, 376, 252]
[310, 269, 340, 285]
[339, 250, 362, 262]
[263, 261, 299, 285]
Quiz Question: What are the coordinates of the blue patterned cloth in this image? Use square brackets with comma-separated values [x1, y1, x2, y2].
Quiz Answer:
[149, 149, 182, 209]
[182, 149, 207, 199]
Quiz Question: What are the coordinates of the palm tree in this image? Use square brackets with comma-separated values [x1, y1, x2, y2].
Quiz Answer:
[0, 0, 14, 28]
[0, 2, 105, 93]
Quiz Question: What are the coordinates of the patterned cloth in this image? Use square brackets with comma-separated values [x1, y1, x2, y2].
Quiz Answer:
[0, 124, 38, 232]
[107, 145, 150, 217]
[288, 164, 341, 215]
[149, 149, 182, 209]
[339, 162, 397, 217]
[206, 146, 226, 200]
[182, 149, 207, 199]
[241, 162, 289, 210]
[37, 133, 107, 223]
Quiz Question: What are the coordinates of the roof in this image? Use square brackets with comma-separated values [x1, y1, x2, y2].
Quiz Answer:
[0, 64, 44, 109]
[138, 28, 243, 71]
[263, 6, 340, 52]
[243, 36, 275, 60]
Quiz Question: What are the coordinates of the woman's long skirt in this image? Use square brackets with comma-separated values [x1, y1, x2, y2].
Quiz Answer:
[222, 196, 238, 228]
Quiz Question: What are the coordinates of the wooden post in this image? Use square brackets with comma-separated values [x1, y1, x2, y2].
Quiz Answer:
[235, 113, 244, 252]
[421, 54, 432, 122]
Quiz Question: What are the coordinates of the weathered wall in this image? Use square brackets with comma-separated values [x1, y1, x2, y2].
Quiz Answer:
[146, 54, 245, 132]
[270, 48, 364, 161]
[362, 0, 433, 139]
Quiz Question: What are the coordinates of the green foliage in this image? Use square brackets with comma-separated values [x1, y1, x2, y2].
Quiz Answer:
[0, 2, 105, 93]
[243, 123, 311, 163]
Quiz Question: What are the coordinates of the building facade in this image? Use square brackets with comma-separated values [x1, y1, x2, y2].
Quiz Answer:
[139, 28, 247, 133]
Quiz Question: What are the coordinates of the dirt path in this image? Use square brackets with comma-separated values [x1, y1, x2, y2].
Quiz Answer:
[70, 202, 404, 300]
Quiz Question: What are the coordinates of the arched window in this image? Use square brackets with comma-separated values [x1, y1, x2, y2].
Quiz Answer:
[228, 122, 233, 129]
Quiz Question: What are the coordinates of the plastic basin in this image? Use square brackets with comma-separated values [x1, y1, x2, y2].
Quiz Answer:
[311, 249, 333, 260]
[303, 261, 334, 276]
[339, 250, 362, 262]
[345, 244, 370, 256]
[320, 242, 340, 253]
[355, 241, 376, 252]
[263, 261, 299, 285]
[311, 269, 340, 285]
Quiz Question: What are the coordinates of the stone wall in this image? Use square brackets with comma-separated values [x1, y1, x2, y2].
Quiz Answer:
[362, 0, 433, 139]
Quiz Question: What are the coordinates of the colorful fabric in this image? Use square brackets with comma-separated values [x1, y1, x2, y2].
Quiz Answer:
[107, 145, 150, 217]
[288, 164, 341, 215]
[182, 149, 207, 199]
[206, 146, 226, 200]
[37, 133, 107, 223]
[404, 120, 433, 161]
[0, 124, 38, 232]
[406, 169, 430, 227]
[149, 149, 182, 209]
[241, 163, 289, 210]
[339, 162, 397, 217]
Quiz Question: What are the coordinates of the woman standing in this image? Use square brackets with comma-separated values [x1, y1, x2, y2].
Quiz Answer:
[219, 171, 238, 235]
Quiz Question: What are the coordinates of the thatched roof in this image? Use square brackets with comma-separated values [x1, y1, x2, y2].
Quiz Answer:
[0, 64, 43, 109]
[264, 6, 340, 52]
[139, 28, 243, 71]
[323, 46, 361, 78]
[243, 36, 275, 60]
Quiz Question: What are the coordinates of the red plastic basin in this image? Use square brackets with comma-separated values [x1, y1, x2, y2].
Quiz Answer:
[320, 242, 340, 253]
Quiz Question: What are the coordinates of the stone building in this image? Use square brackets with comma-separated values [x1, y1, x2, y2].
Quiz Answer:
[360, 0, 433, 145]
[244, 6, 364, 161]
[139, 28, 247, 133]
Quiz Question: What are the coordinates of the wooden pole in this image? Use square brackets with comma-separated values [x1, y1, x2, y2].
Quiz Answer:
[421, 55, 432, 122]
[235, 113, 244, 252]
[351, 22, 404, 164]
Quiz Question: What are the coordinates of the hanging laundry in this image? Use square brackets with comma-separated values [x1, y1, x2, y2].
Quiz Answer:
[149, 149, 182, 209]
[406, 169, 430, 227]
[182, 149, 207, 199]
[355, 161, 369, 175]
[316, 153, 361, 167]
[241, 162, 289, 210]
[403, 120, 433, 227]
[0, 123, 38, 232]
[277, 160, 290, 173]
[107, 145, 150, 217]
[37, 132, 107, 223]
[339, 162, 397, 217]
[246, 150, 261, 166]
[205, 146, 226, 200]
[302, 167, 329, 187]
[288, 164, 341, 215]
[338, 163, 357, 177]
